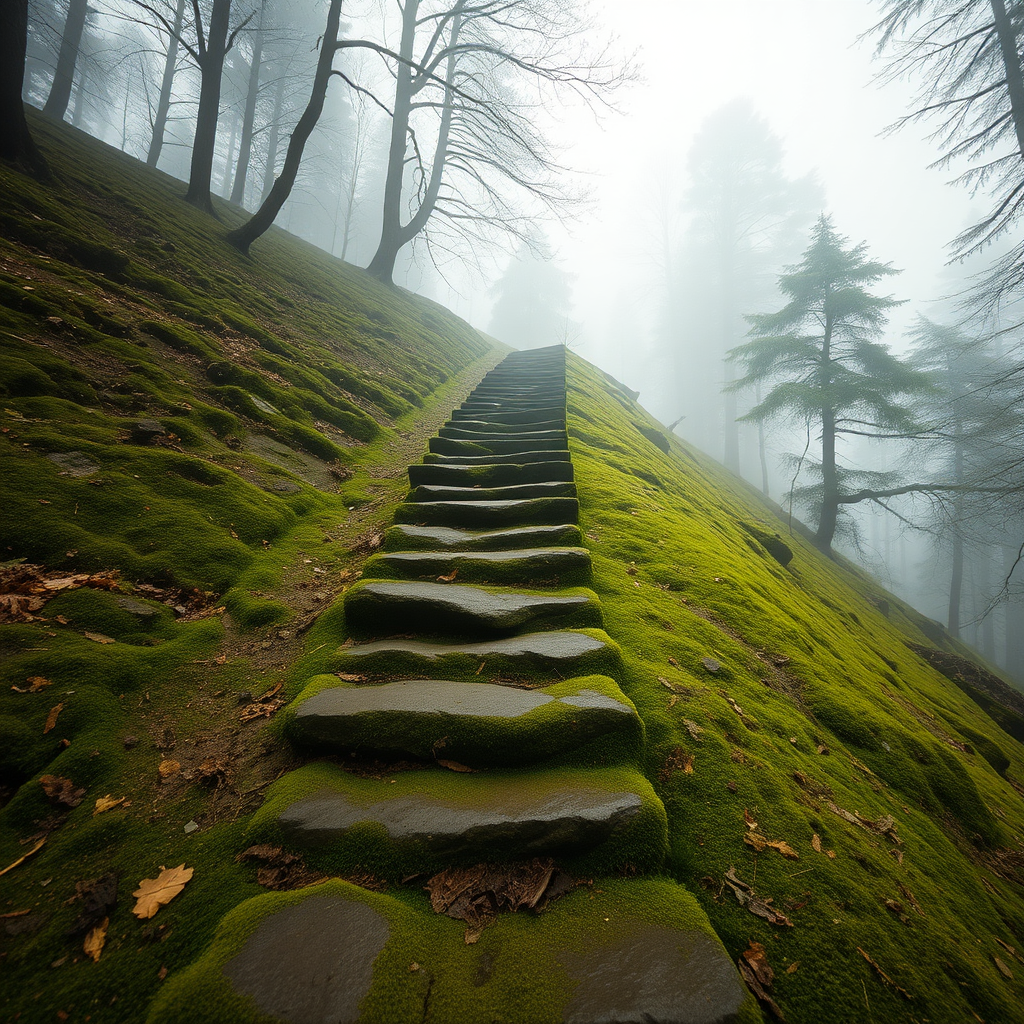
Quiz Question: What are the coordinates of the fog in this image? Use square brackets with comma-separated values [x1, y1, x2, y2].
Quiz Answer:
[21, 0, 1023, 683]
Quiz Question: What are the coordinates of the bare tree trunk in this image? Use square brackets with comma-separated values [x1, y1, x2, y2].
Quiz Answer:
[147, 0, 186, 168]
[230, 2, 265, 206]
[221, 107, 239, 197]
[184, 0, 233, 215]
[227, 0, 343, 254]
[71, 52, 87, 128]
[815, 314, 838, 550]
[0, 0, 50, 178]
[260, 71, 286, 202]
[991, 0, 1024, 162]
[756, 382, 769, 497]
[42, 0, 88, 120]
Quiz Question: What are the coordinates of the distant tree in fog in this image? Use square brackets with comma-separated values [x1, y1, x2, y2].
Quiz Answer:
[489, 237, 574, 350]
[732, 215, 928, 550]
[41, 0, 90, 120]
[673, 101, 821, 483]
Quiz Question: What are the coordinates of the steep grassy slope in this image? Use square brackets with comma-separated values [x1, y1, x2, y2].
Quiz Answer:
[568, 353, 1024, 1023]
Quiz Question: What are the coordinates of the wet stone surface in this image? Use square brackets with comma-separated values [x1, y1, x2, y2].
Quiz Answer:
[223, 896, 389, 1024]
[561, 925, 746, 1024]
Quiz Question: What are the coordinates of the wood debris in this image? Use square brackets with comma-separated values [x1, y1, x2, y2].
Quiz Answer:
[744, 833, 800, 860]
[826, 802, 901, 844]
[0, 837, 46, 878]
[0, 563, 120, 623]
[858, 947, 912, 999]
[723, 866, 793, 927]
[738, 941, 785, 1020]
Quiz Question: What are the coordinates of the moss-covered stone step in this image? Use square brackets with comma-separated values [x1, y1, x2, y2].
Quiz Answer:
[442, 417, 566, 434]
[407, 460, 574, 488]
[363, 546, 591, 586]
[250, 762, 665, 874]
[429, 436, 568, 456]
[423, 449, 571, 465]
[330, 628, 620, 680]
[149, 878, 751, 1024]
[344, 580, 602, 638]
[465, 392, 565, 404]
[384, 522, 583, 552]
[394, 496, 579, 528]
[450, 405, 565, 424]
[284, 675, 640, 766]
[439, 428, 568, 445]
[460, 399, 566, 413]
[408, 481, 577, 503]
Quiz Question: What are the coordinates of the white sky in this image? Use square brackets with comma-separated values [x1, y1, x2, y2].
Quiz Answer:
[450, 0, 986, 380]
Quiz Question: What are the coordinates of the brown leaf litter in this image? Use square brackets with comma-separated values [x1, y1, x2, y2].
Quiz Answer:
[39, 775, 85, 808]
[235, 845, 332, 891]
[132, 864, 193, 919]
[738, 941, 785, 1020]
[723, 866, 793, 927]
[826, 802, 901, 844]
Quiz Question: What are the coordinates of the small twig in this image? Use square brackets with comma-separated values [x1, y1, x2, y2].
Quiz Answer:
[0, 837, 46, 877]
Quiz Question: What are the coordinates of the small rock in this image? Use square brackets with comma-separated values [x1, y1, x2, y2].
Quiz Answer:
[46, 452, 99, 477]
[130, 419, 167, 444]
[237, 691, 254, 705]
[269, 479, 300, 494]
[123, 735, 139, 750]
[114, 596, 159, 618]
[701, 657, 721, 674]
[183, 820, 199, 834]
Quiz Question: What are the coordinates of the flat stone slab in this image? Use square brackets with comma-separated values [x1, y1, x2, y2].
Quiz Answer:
[385, 523, 583, 551]
[440, 427, 567, 443]
[394, 497, 579, 528]
[561, 925, 746, 1024]
[443, 418, 565, 434]
[408, 481, 577, 503]
[287, 676, 640, 765]
[275, 774, 646, 860]
[363, 547, 591, 586]
[408, 460, 574, 488]
[424, 449, 571, 465]
[430, 436, 568, 456]
[223, 895, 388, 1024]
[332, 629, 620, 680]
[344, 580, 601, 637]
[451, 406, 565, 424]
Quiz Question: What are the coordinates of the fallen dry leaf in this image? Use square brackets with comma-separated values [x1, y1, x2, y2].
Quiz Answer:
[43, 702, 64, 734]
[235, 845, 331, 892]
[744, 834, 800, 860]
[437, 759, 477, 773]
[0, 837, 46, 878]
[68, 873, 118, 935]
[723, 866, 793, 927]
[83, 631, 115, 644]
[11, 676, 52, 694]
[39, 774, 85, 808]
[744, 808, 758, 831]
[238, 698, 285, 721]
[93, 795, 126, 816]
[83, 918, 108, 962]
[132, 864, 193, 919]
[811, 834, 822, 853]
[738, 941, 784, 1020]
[995, 956, 1014, 980]
[157, 759, 180, 779]
[786, 962, 800, 974]
[437, 569, 458, 582]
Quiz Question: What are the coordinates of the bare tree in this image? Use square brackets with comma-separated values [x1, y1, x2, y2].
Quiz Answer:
[146, 0, 186, 166]
[1, 0, 51, 177]
[41, 0, 90, 119]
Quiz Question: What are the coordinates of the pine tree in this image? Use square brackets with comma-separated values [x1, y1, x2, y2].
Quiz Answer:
[731, 215, 929, 550]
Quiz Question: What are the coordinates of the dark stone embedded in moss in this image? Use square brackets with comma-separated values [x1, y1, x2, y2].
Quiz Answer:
[130, 419, 167, 444]
[385, 523, 583, 552]
[737, 522, 794, 567]
[561, 925, 745, 1024]
[634, 423, 670, 454]
[394, 497, 579, 529]
[424, 449, 571, 466]
[430, 436, 569, 457]
[408, 481, 577, 503]
[223, 895, 389, 1024]
[441, 418, 566, 434]
[45, 451, 99, 477]
[439, 427, 568, 444]
[279, 782, 642, 858]
[344, 580, 601, 638]
[450, 405, 565, 424]
[363, 546, 592, 586]
[112, 595, 160, 618]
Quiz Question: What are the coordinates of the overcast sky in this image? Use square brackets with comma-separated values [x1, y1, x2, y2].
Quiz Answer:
[448, 0, 985, 383]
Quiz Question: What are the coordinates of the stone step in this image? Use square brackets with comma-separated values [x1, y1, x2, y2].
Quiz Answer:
[407, 461, 574, 488]
[363, 546, 591, 586]
[450, 405, 565, 424]
[384, 522, 583, 552]
[460, 399, 564, 412]
[430, 437, 568, 456]
[439, 427, 568, 443]
[394, 496, 579, 528]
[331, 628, 620, 681]
[443, 418, 565, 434]
[252, 762, 662, 871]
[344, 580, 602, 638]
[408, 481, 577, 503]
[285, 675, 640, 766]
[468, 390, 565, 402]
[423, 449, 571, 465]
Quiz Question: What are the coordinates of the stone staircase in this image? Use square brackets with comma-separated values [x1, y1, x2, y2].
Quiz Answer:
[150, 346, 750, 1024]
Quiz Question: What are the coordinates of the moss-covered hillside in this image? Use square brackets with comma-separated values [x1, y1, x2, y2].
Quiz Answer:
[2, 114, 1023, 1024]
[568, 354, 1024, 1023]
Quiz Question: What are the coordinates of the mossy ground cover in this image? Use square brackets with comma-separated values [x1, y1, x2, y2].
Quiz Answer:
[566, 351, 1024, 1023]
[0, 115, 502, 1022]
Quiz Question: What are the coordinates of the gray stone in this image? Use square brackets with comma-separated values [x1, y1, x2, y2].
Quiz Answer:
[335, 629, 618, 678]
[408, 481, 576, 503]
[443, 418, 565, 434]
[424, 450, 571, 466]
[384, 523, 583, 552]
[113, 595, 160, 618]
[46, 452, 99, 477]
[344, 580, 601, 637]
[450, 406, 565, 424]
[280, 783, 642, 858]
[223, 896, 389, 1024]
[439, 427, 568, 443]
[249, 394, 281, 416]
[408, 460, 574, 488]
[393, 497, 579, 528]
[561, 925, 746, 1024]
[363, 547, 591, 586]
[289, 680, 638, 764]
[130, 419, 167, 444]
[430, 436, 568, 456]
[270, 478, 301, 493]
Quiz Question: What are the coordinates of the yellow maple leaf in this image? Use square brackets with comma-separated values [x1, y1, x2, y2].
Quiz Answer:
[132, 864, 193, 919]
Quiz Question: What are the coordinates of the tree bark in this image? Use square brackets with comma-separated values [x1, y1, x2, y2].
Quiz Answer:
[227, 0, 343, 253]
[184, 0, 233, 215]
[815, 310, 838, 549]
[260, 71, 286, 202]
[147, 0, 186, 168]
[990, 0, 1024, 162]
[42, 0, 88, 120]
[0, 0, 50, 178]
[230, 3, 265, 207]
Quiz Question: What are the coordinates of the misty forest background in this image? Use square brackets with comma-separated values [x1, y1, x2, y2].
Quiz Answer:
[13, 0, 1024, 683]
